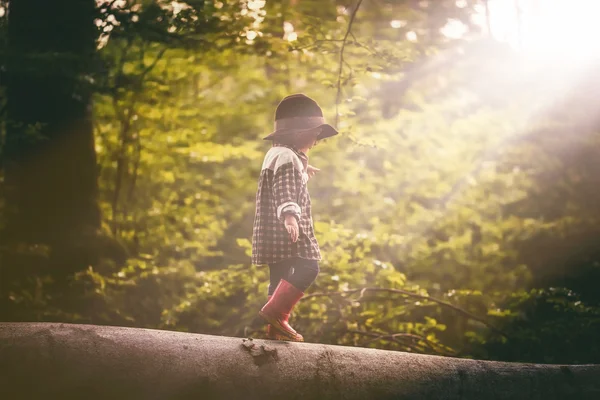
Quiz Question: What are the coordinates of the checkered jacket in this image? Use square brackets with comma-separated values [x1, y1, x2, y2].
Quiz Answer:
[251, 145, 321, 265]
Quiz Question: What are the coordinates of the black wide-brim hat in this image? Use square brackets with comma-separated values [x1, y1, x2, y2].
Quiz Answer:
[263, 94, 339, 141]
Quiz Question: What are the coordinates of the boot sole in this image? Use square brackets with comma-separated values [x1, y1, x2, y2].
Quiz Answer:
[258, 311, 304, 342]
[266, 326, 287, 341]
[266, 334, 287, 341]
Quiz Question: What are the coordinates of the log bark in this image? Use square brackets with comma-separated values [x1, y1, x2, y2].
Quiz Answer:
[0, 323, 599, 400]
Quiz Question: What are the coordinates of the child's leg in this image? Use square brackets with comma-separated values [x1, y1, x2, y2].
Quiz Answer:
[268, 259, 293, 295]
[261, 258, 317, 341]
[287, 259, 319, 292]
[265, 260, 293, 340]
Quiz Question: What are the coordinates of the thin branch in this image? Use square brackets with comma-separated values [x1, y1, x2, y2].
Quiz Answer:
[110, 41, 167, 236]
[121, 129, 142, 240]
[347, 329, 421, 352]
[304, 287, 509, 339]
[110, 37, 134, 235]
[139, 46, 168, 80]
[375, 332, 457, 356]
[347, 329, 457, 356]
[111, 105, 131, 236]
[335, 0, 364, 129]
[291, 39, 346, 51]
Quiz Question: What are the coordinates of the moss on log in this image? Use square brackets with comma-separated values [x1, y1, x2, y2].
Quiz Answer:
[1, 323, 599, 399]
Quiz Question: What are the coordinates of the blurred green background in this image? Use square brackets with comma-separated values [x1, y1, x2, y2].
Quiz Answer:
[1, 0, 599, 364]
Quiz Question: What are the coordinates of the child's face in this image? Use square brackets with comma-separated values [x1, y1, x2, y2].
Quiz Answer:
[308, 128, 321, 147]
[293, 129, 320, 150]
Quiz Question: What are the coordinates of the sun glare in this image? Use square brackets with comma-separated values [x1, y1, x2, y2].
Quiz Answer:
[487, 0, 600, 63]
[434, 0, 600, 64]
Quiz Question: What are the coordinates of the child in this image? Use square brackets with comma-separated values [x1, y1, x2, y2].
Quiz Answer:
[252, 94, 338, 341]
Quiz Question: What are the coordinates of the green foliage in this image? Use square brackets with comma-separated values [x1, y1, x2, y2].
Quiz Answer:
[479, 288, 600, 364]
[1, 0, 600, 364]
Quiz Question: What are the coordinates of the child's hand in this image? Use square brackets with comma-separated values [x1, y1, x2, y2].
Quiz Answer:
[284, 215, 299, 243]
[307, 165, 320, 179]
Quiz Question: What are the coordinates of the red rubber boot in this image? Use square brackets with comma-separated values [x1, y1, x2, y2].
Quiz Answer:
[266, 324, 287, 340]
[265, 296, 286, 340]
[259, 279, 304, 342]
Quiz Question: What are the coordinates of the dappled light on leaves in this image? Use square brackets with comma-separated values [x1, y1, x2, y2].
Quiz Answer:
[0, 0, 599, 365]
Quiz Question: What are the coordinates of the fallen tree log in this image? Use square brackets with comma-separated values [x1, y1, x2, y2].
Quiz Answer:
[0, 323, 598, 399]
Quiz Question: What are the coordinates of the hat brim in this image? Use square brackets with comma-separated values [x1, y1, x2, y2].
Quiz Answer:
[263, 124, 338, 141]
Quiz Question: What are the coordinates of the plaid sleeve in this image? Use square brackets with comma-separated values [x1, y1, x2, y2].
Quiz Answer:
[272, 162, 303, 222]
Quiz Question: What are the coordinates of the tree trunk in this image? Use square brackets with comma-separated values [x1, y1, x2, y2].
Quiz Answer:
[1, 323, 599, 400]
[1, 0, 130, 321]
[4, 0, 100, 248]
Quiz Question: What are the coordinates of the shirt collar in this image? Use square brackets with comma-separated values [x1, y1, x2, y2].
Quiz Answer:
[273, 144, 309, 169]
